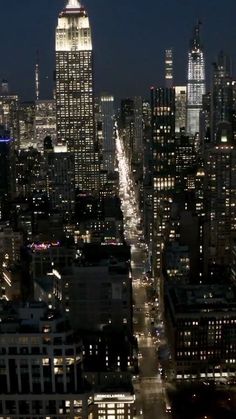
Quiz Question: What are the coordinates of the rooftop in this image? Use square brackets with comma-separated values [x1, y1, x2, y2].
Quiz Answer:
[166, 283, 236, 314]
[0, 301, 71, 335]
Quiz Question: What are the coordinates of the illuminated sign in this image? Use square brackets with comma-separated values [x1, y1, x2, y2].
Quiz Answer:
[94, 393, 134, 403]
[28, 241, 60, 251]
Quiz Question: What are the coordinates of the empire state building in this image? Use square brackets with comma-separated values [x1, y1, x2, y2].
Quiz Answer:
[55, 0, 99, 192]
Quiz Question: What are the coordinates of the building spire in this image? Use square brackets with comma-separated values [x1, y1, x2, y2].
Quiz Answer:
[66, 0, 81, 8]
[191, 20, 202, 49]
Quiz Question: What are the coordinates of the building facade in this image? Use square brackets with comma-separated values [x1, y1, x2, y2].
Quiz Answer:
[100, 95, 115, 173]
[0, 138, 15, 220]
[165, 284, 236, 382]
[0, 301, 93, 418]
[211, 51, 233, 143]
[186, 23, 206, 135]
[165, 49, 173, 89]
[175, 86, 186, 133]
[55, 0, 100, 192]
[151, 87, 175, 277]
[34, 100, 56, 151]
[205, 124, 236, 268]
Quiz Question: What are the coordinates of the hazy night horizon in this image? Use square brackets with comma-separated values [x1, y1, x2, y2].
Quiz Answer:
[1, 0, 236, 100]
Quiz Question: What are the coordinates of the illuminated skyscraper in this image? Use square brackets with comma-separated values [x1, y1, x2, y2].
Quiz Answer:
[165, 49, 173, 88]
[55, 0, 99, 193]
[205, 122, 236, 269]
[0, 138, 15, 220]
[175, 86, 187, 133]
[34, 100, 56, 151]
[151, 87, 175, 277]
[211, 51, 233, 143]
[0, 81, 19, 147]
[186, 23, 206, 135]
[100, 95, 115, 173]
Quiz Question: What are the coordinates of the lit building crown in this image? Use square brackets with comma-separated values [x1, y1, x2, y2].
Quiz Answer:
[56, 0, 92, 51]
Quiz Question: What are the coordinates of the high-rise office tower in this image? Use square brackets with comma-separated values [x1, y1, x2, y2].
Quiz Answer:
[134, 96, 143, 156]
[175, 86, 187, 133]
[205, 122, 236, 270]
[100, 95, 115, 173]
[142, 100, 152, 247]
[211, 51, 233, 143]
[186, 23, 206, 135]
[0, 80, 19, 147]
[18, 101, 35, 149]
[175, 134, 196, 192]
[34, 100, 56, 151]
[15, 148, 42, 198]
[119, 97, 143, 162]
[119, 98, 134, 163]
[55, 0, 99, 193]
[0, 137, 15, 220]
[151, 87, 175, 277]
[46, 144, 75, 216]
[165, 49, 173, 88]
[199, 92, 211, 149]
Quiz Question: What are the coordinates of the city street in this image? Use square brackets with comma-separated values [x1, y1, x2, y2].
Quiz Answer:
[116, 130, 170, 419]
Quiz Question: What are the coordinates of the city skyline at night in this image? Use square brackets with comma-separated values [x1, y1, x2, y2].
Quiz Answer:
[0, 1, 236, 418]
[1, 0, 236, 100]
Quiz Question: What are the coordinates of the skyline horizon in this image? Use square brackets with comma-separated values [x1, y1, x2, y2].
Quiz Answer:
[1, 0, 236, 101]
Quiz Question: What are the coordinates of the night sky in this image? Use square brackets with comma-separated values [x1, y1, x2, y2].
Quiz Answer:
[1, 0, 236, 101]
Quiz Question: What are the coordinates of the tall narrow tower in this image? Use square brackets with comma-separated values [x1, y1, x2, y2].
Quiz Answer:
[165, 49, 173, 88]
[55, 0, 99, 193]
[211, 51, 233, 143]
[151, 87, 175, 277]
[35, 50, 40, 102]
[186, 22, 206, 135]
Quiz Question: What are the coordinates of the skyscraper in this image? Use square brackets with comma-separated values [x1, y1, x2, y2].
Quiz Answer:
[165, 49, 173, 88]
[100, 94, 115, 173]
[211, 51, 233, 143]
[186, 23, 206, 135]
[0, 137, 15, 220]
[151, 87, 175, 277]
[34, 100, 56, 151]
[205, 122, 236, 269]
[0, 81, 19, 147]
[55, 0, 99, 193]
[46, 144, 75, 216]
[133, 96, 143, 156]
[175, 86, 187, 133]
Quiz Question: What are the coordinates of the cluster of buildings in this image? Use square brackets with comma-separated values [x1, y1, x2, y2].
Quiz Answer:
[0, 0, 236, 417]
[118, 23, 236, 382]
[0, 1, 135, 418]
